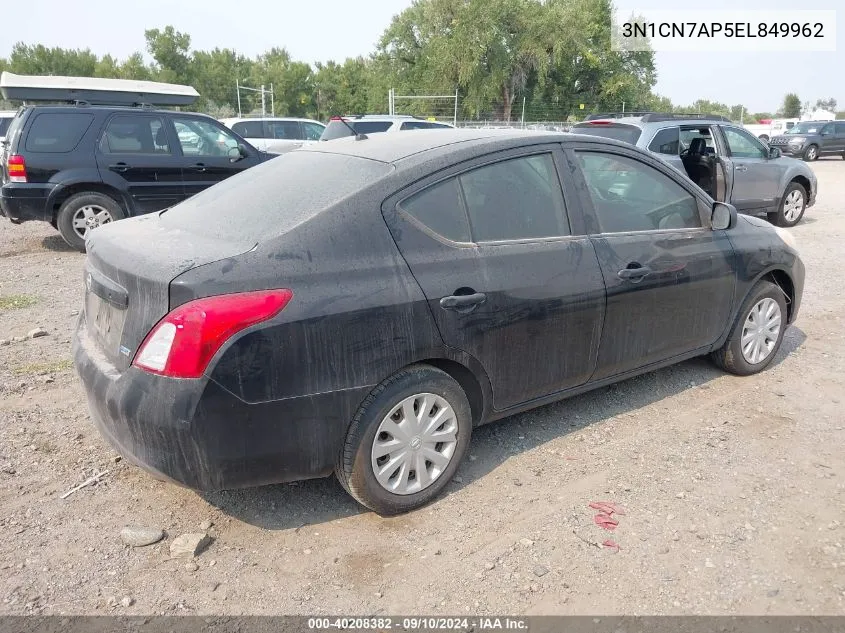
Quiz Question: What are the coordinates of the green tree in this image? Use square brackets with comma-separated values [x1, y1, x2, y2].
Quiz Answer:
[815, 97, 837, 112]
[144, 26, 192, 85]
[782, 93, 801, 118]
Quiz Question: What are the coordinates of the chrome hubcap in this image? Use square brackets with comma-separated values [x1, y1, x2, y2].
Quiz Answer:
[371, 393, 458, 495]
[741, 298, 782, 365]
[782, 190, 804, 222]
[72, 204, 113, 239]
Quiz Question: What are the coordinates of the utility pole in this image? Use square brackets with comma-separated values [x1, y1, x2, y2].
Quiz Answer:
[260, 85, 266, 117]
[521, 97, 526, 127]
[236, 79, 242, 117]
[270, 84, 275, 117]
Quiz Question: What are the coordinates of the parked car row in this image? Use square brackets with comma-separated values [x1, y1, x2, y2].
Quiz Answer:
[0, 73, 456, 251]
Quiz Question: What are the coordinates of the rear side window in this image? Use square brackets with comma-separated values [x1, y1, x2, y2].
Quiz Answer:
[399, 179, 470, 242]
[101, 115, 170, 154]
[836, 122, 845, 135]
[573, 123, 642, 145]
[267, 121, 302, 140]
[400, 121, 452, 130]
[461, 154, 568, 241]
[232, 121, 265, 138]
[399, 153, 569, 243]
[648, 127, 680, 155]
[25, 113, 94, 153]
[302, 122, 325, 141]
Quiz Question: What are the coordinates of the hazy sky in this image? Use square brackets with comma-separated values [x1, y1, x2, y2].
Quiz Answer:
[4, 0, 842, 113]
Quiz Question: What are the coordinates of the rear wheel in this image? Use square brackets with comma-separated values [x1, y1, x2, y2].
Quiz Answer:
[711, 281, 788, 376]
[767, 182, 806, 227]
[335, 365, 472, 515]
[803, 144, 819, 161]
[56, 192, 125, 252]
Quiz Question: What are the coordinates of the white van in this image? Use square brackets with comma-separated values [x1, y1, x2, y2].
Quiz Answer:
[220, 117, 325, 154]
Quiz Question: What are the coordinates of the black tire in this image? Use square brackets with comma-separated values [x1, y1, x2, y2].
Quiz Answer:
[335, 365, 472, 515]
[767, 182, 807, 228]
[711, 280, 788, 376]
[56, 192, 125, 252]
[803, 144, 819, 161]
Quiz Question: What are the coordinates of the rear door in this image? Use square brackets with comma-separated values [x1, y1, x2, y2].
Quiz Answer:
[719, 125, 782, 212]
[567, 144, 736, 380]
[95, 113, 185, 214]
[819, 122, 842, 154]
[230, 119, 267, 152]
[382, 145, 606, 411]
[172, 115, 263, 198]
[835, 122, 845, 153]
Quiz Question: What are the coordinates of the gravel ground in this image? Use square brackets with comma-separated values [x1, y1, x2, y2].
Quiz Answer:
[1, 160, 843, 617]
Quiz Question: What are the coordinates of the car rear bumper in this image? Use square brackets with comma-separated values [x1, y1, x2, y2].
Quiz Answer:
[72, 317, 371, 491]
[0, 183, 55, 222]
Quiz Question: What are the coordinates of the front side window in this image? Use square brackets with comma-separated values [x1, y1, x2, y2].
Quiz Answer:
[722, 127, 767, 159]
[25, 113, 94, 153]
[648, 127, 680, 155]
[576, 151, 702, 233]
[173, 117, 240, 157]
[101, 115, 170, 154]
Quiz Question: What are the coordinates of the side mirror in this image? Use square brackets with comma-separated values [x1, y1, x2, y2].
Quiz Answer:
[768, 146, 782, 159]
[711, 201, 738, 231]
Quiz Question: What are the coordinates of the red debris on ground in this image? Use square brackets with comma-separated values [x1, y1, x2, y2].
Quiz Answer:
[589, 501, 626, 516]
[602, 539, 621, 553]
[593, 513, 618, 530]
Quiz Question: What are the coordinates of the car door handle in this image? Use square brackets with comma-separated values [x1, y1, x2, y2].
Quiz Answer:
[735, 165, 748, 172]
[618, 266, 651, 281]
[189, 163, 207, 172]
[440, 292, 487, 312]
[109, 163, 131, 173]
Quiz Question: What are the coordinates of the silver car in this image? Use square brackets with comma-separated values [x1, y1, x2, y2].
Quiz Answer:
[572, 113, 817, 227]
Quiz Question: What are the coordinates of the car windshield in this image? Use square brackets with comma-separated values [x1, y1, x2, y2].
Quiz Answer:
[786, 123, 823, 134]
[161, 150, 393, 242]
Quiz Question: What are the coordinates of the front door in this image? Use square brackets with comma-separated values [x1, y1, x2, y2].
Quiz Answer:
[719, 125, 782, 212]
[95, 113, 186, 215]
[171, 115, 263, 198]
[567, 146, 736, 380]
[383, 146, 606, 411]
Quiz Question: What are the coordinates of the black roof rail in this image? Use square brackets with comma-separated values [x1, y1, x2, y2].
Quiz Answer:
[584, 111, 653, 120]
[640, 112, 732, 122]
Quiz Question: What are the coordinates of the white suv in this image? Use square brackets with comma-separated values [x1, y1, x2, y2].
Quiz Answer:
[220, 117, 326, 154]
[320, 115, 454, 141]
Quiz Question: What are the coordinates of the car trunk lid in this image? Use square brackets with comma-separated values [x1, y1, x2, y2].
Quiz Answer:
[83, 212, 255, 371]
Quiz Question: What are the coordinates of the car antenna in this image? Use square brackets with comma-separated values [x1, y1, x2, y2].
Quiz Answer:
[332, 115, 368, 141]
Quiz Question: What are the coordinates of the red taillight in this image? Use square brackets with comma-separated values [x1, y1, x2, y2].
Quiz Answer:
[588, 121, 612, 125]
[133, 289, 293, 378]
[330, 116, 346, 121]
[7, 154, 26, 182]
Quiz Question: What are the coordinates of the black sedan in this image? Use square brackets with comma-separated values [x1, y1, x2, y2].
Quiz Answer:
[73, 129, 804, 515]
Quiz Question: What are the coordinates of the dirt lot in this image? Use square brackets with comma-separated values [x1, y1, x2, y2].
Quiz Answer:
[1, 160, 844, 617]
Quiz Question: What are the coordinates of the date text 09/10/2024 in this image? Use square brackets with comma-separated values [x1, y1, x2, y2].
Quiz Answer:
[307, 617, 528, 630]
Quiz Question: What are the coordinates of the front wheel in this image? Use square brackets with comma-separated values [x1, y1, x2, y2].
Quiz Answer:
[56, 192, 125, 252]
[711, 281, 788, 376]
[336, 365, 472, 515]
[803, 144, 819, 161]
[767, 182, 806, 227]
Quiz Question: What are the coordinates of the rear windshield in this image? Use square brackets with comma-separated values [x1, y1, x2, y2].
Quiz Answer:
[572, 123, 642, 145]
[25, 112, 95, 153]
[161, 150, 393, 242]
[321, 120, 393, 141]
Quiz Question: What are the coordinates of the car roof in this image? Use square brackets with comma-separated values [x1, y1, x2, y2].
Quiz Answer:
[220, 117, 324, 125]
[16, 104, 215, 118]
[302, 128, 627, 166]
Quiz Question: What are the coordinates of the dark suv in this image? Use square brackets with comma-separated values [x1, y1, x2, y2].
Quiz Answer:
[767, 120, 845, 161]
[0, 104, 268, 251]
